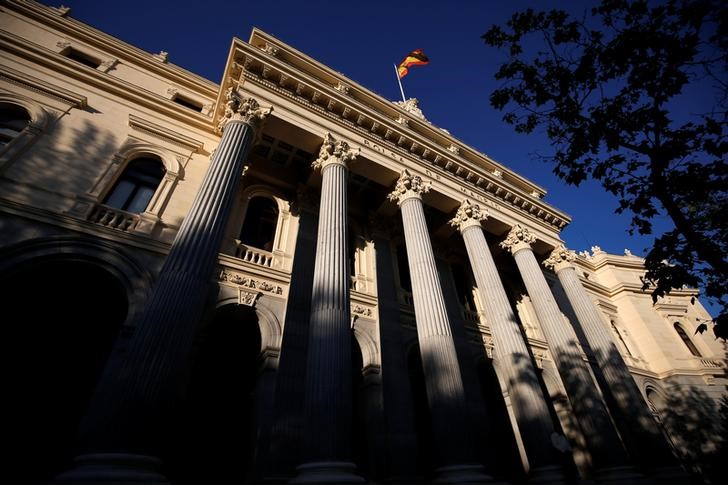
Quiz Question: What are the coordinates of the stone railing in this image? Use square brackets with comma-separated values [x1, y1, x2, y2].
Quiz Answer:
[235, 242, 274, 268]
[88, 205, 140, 232]
[700, 358, 725, 369]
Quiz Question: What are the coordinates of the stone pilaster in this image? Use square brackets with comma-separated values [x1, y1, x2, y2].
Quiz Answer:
[59, 91, 272, 483]
[292, 133, 364, 484]
[501, 225, 640, 481]
[450, 201, 565, 483]
[388, 172, 493, 484]
[544, 245, 684, 476]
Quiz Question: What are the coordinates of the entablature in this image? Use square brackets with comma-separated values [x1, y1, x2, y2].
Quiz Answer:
[215, 32, 572, 236]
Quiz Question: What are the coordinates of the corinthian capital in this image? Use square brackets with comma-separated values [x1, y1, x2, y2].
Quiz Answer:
[387, 169, 431, 205]
[499, 224, 536, 254]
[311, 132, 359, 171]
[543, 244, 577, 272]
[217, 88, 272, 133]
[449, 199, 488, 233]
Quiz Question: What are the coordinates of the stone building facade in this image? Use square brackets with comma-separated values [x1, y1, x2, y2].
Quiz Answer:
[1, 1, 726, 484]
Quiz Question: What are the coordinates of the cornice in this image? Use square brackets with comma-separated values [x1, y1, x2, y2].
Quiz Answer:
[4, 0, 217, 97]
[0, 63, 86, 107]
[0, 29, 216, 134]
[217, 36, 571, 233]
[128, 114, 204, 152]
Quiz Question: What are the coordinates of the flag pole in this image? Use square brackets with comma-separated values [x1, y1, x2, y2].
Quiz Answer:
[394, 63, 406, 102]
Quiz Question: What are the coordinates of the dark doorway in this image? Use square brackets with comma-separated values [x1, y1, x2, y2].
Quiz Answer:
[171, 304, 261, 484]
[477, 358, 526, 483]
[407, 344, 433, 480]
[3, 258, 128, 484]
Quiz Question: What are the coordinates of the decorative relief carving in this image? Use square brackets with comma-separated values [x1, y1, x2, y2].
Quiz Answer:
[335, 82, 350, 95]
[239, 289, 260, 306]
[311, 132, 359, 171]
[352, 304, 373, 317]
[396, 115, 408, 126]
[448, 144, 460, 155]
[217, 88, 272, 133]
[499, 224, 536, 254]
[56, 39, 71, 50]
[99, 58, 118, 72]
[543, 244, 577, 272]
[261, 42, 279, 56]
[218, 270, 284, 295]
[394, 97, 427, 121]
[387, 169, 431, 205]
[492, 169, 503, 178]
[449, 199, 488, 232]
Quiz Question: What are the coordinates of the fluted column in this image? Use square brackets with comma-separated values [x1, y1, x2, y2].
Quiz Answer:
[450, 201, 565, 483]
[501, 225, 641, 482]
[388, 172, 493, 484]
[544, 246, 683, 476]
[59, 90, 272, 483]
[292, 134, 363, 484]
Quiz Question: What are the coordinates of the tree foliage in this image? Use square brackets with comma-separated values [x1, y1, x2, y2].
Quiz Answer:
[483, 0, 728, 338]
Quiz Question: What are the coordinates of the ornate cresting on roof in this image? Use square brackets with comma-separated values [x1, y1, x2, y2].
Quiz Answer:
[394, 98, 427, 122]
[214, 31, 572, 234]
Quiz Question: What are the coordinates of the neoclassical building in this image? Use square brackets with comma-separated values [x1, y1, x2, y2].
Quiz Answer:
[1, 2, 726, 484]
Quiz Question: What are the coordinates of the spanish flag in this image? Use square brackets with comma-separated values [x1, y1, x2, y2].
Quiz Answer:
[397, 49, 429, 78]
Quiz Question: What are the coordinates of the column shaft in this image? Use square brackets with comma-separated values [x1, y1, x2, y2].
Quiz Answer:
[556, 266, 678, 469]
[400, 196, 472, 467]
[303, 161, 352, 461]
[461, 225, 562, 475]
[511, 247, 631, 472]
[78, 119, 257, 453]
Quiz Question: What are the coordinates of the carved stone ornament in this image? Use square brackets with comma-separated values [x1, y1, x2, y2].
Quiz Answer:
[394, 97, 427, 121]
[239, 289, 260, 306]
[311, 132, 359, 171]
[449, 199, 488, 233]
[217, 88, 273, 133]
[351, 304, 373, 317]
[387, 169, 432, 205]
[499, 224, 536, 254]
[543, 244, 577, 272]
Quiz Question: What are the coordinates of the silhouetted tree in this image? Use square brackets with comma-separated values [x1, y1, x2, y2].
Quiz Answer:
[483, 0, 727, 338]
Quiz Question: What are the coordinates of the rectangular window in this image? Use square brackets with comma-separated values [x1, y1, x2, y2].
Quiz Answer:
[65, 48, 101, 69]
[173, 95, 203, 112]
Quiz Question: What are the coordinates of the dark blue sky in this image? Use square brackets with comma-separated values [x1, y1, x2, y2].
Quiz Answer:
[53, 0, 679, 258]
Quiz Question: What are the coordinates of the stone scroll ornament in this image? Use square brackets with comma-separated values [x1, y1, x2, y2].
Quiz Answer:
[311, 132, 360, 170]
[217, 87, 273, 133]
[543, 244, 578, 272]
[387, 169, 431, 205]
[449, 199, 488, 232]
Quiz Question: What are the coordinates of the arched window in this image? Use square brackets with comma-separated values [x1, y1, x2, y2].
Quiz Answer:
[103, 157, 165, 213]
[673, 322, 701, 357]
[0, 103, 31, 148]
[239, 196, 278, 251]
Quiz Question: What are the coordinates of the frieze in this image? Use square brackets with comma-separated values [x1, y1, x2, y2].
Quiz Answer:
[351, 304, 374, 318]
[234, 57, 569, 232]
[218, 269, 284, 296]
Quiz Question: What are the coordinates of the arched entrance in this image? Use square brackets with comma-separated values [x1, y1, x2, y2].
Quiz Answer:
[3, 258, 128, 484]
[171, 303, 262, 484]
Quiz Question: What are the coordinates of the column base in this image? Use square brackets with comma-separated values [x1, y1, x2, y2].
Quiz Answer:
[528, 465, 566, 483]
[432, 464, 501, 484]
[51, 453, 169, 484]
[594, 465, 650, 484]
[289, 461, 365, 484]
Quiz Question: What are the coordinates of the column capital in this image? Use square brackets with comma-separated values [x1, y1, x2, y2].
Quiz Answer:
[499, 224, 536, 254]
[543, 244, 577, 272]
[311, 132, 359, 171]
[387, 169, 431, 206]
[217, 88, 272, 133]
[449, 199, 488, 233]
